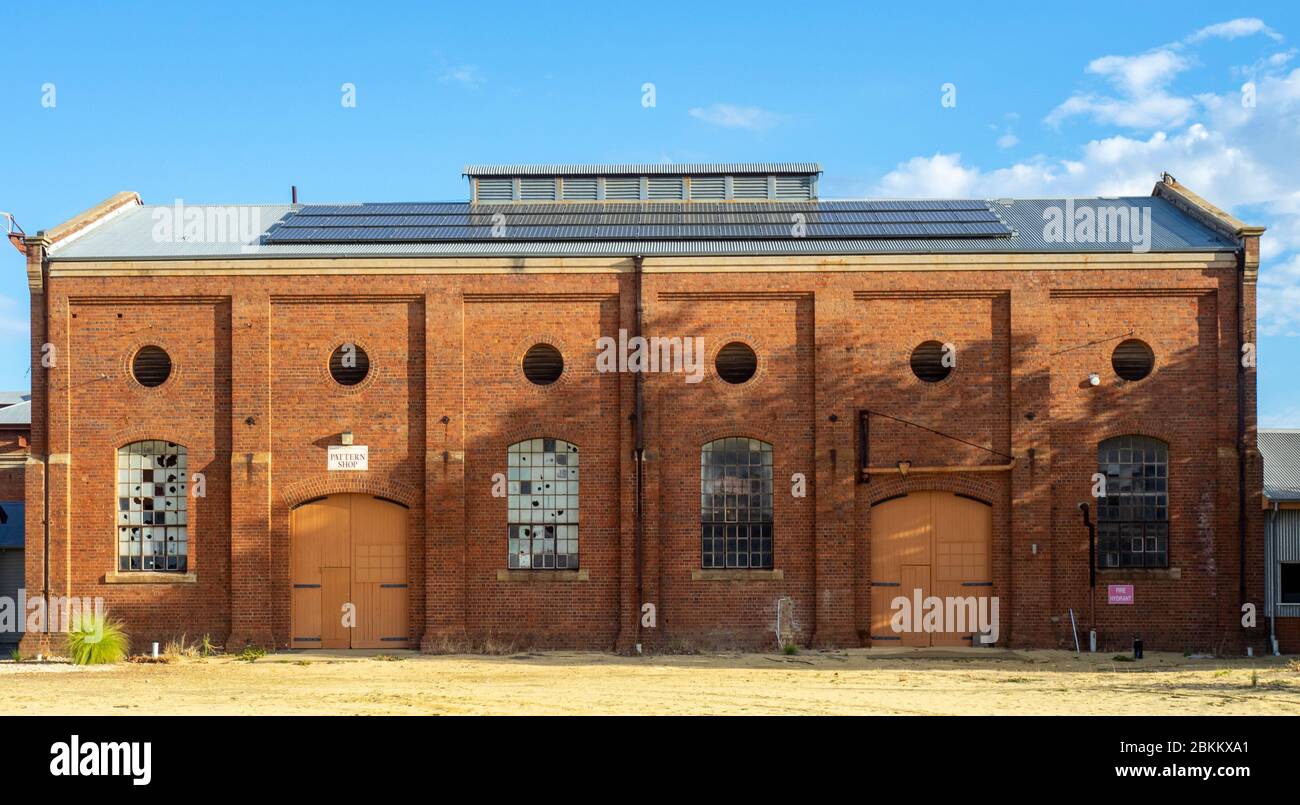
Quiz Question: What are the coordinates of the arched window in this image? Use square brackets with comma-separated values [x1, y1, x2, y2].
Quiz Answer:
[701, 437, 773, 569]
[117, 441, 188, 572]
[507, 438, 579, 569]
[1097, 436, 1168, 568]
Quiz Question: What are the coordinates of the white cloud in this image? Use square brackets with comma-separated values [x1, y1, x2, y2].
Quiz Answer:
[1047, 49, 1194, 128]
[439, 65, 483, 89]
[996, 133, 1019, 149]
[1187, 18, 1283, 44]
[875, 23, 1300, 346]
[687, 103, 783, 131]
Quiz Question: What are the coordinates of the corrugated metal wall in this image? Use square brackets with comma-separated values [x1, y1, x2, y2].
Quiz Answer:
[0, 550, 22, 643]
[1267, 508, 1300, 618]
[1276, 509, 1300, 561]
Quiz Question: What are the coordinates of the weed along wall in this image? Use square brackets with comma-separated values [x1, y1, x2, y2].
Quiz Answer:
[15, 165, 1267, 656]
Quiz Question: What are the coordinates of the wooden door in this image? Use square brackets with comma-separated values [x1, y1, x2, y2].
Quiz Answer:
[291, 496, 349, 649]
[869, 493, 932, 644]
[931, 493, 992, 647]
[870, 491, 992, 647]
[290, 494, 410, 649]
[900, 564, 930, 647]
[350, 495, 409, 649]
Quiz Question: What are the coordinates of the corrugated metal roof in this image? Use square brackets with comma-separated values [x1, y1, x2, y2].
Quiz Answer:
[0, 392, 30, 407]
[47, 196, 1239, 260]
[1262, 430, 1300, 502]
[463, 163, 822, 176]
[0, 401, 31, 427]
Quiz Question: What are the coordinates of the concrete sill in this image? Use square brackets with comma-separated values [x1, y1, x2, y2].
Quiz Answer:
[1098, 567, 1181, 581]
[691, 569, 784, 582]
[497, 569, 589, 582]
[103, 572, 197, 585]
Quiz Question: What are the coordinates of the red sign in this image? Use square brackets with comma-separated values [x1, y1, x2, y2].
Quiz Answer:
[1108, 584, 1134, 605]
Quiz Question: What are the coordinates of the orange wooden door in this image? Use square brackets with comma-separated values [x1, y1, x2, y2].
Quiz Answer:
[931, 493, 992, 647]
[870, 491, 991, 648]
[350, 495, 410, 649]
[900, 564, 931, 647]
[869, 493, 932, 645]
[291, 494, 409, 649]
[290, 496, 349, 649]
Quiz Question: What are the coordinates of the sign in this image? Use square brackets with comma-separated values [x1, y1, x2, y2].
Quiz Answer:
[328, 445, 368, 471]
[1108, 584, 1134, 605]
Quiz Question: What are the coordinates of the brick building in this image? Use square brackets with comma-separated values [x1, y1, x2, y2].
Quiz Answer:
[0, 392, 30, 650]
[13, 163, 1267, 655]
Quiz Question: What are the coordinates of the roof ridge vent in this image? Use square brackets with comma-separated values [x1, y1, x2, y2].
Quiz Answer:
[465, 163, 821, 203]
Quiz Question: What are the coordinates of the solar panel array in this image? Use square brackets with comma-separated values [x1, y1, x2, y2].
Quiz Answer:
[263, 200, 1013, 244]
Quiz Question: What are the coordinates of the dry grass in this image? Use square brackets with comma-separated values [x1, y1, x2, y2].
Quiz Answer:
[1, 648, 1297, 715]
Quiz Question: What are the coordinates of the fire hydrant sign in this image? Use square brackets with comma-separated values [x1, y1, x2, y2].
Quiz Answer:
[328, 445, 368, 471]
[1108, 584, 1135, 605]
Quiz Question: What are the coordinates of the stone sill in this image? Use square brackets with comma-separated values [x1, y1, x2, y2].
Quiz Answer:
[104, 571, 197, 585]
[691, 568, 784, 582]
[1098, 567, 1181, 581]
[497, 569, 589, 582]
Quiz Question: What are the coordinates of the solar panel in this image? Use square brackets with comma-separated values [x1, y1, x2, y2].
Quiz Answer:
[263, 200, 1013, 243]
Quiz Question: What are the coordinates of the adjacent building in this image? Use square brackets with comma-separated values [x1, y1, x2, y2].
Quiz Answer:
[13, 164, 1268, 654]
[1262, 429, 1300, 653]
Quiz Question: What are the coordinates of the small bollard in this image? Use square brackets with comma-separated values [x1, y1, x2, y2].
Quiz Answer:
[151, 642, 159, 659]
[1133, 636, 1143, 660]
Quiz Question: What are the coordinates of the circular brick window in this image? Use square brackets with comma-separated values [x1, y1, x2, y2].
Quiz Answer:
[131, 346, 172, 387]
[1112, 339, 1154, 381]
[910, 340, 951, 382]
[523, 343, 564, 385]
[329, 343, 370, 386]
[715, 342, 757, 384]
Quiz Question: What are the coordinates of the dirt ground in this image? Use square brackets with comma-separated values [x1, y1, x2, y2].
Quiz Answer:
[2, 648, 1298, 715]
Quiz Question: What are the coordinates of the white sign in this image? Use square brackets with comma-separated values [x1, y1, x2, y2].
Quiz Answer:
[328, 445, 368, 471]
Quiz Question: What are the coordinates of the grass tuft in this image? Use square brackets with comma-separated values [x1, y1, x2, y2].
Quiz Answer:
[66, 612, 129, 665]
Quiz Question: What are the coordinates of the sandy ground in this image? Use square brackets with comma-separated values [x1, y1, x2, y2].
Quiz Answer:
[1, 648, 1298, 715]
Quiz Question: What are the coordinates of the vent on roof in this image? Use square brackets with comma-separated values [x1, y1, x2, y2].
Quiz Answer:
[520, 177, 557, 201]
[775, 175, 812, 201]
[476, 177, 514, 202]
[562, 177, 598, 201]
[648, 177, 685, 200]
[733, 176, 769, 200]
[465, 164, 822, 203]
[690, 176, 726, 200]
[605, 177, 641, 200]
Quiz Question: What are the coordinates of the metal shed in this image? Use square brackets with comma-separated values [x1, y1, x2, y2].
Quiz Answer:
[1261, 430, 1300, 651]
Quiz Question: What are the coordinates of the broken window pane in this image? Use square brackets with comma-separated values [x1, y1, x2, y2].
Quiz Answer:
[118, 441, 188, 572]
[506, 439, 579, 569]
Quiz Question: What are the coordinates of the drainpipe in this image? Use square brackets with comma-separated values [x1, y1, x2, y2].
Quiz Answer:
[1079, 502, 1096, 636]
[633, 255, 645, 647]
[1269, 501, 1279, 654]
[1237, 243, 1249, 626]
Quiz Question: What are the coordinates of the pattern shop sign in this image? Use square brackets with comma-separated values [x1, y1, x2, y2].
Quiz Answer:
[328, 446, 369, 471]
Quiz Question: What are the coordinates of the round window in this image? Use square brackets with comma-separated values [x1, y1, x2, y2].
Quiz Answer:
[329, 343, 370, 386]
[715, 342, 757, 384]
[1112, 339, 1154, 381]
[523, 343, 564, 385]
[132, 346, 172, 387]
[910, 340, 952, 382]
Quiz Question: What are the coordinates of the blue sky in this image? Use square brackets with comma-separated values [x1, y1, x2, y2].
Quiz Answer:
[1, 2, 1298, 423]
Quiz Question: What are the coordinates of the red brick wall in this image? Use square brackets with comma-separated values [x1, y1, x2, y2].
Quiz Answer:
[19, 255, 1267, 654]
